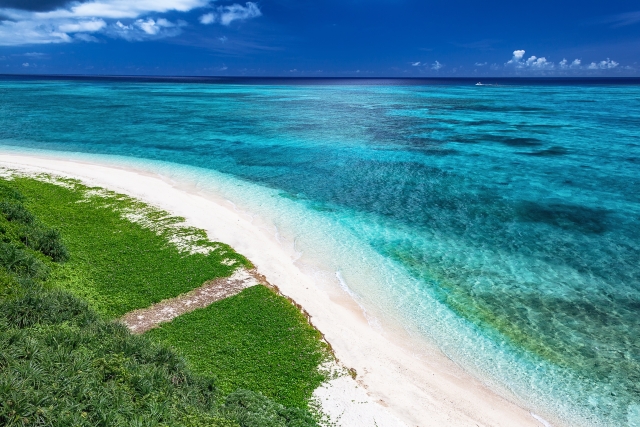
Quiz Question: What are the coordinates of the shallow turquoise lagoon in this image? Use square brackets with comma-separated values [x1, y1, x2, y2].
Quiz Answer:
[1, 79, 639, 426]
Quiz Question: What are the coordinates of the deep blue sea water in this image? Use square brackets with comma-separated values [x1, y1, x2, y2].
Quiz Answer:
[1, 77, 639, 426]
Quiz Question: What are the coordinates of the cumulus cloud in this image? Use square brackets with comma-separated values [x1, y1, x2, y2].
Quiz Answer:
[508, 49, 525, 64]
[0, 0, 210, 45]
[559, 58, 581, 69]
[411, 61, 421, 66]
[588, 58, 619, 69]
[525, 55, 554, 69]
[505, 49, 581, 71]
[431, 60, 443, 70]
[199, 2, 261, 26]
[506, 50, 557, 69]
[503, 49, 623, 73]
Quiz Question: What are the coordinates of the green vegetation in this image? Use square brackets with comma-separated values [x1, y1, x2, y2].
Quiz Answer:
[0, 296, 228, 426]
[0, 174, 326, 426]
[148, 285, 329, 408]
[7, 176, 251, 318]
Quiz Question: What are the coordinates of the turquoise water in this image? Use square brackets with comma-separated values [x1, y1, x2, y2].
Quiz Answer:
[1, 79, 640, 426]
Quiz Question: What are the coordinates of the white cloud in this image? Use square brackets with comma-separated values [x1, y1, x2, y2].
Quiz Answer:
[135, 18, 174, 35]
[411, 61, 421, 66]
[22, 52, 47, 57]
[506, 49, 526, 66]
[588, 58, 619, 69]
[108, 17, 183, 40]
[504, 49, 624, 73]
[22, 62, 29, 67]
[559, 58, 581, 69]
[137, 18, 160, 34]
[74, 33, 99, 42]
[431, 60, 443, 70]
[115, 20, 132, 30]
[525, 55, 554, 69]
[40, 0, 210, 20]
[0, 19, 72, 45]
[200, 12, 215, 24]
[505, 49, 587, 71]
[199, 2, 261, 26]
[59, 19, 106, 33]
[474, 62, 487, 66]
[0, 0, 210, 46]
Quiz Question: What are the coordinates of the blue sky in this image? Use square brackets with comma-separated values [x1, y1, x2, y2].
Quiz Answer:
[0, 0, 638, 76]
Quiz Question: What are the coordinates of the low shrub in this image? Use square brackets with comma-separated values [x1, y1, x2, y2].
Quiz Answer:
[0, 201, 34, 224]
[0, 242, 49, 280]
[20, 226, 69, 262]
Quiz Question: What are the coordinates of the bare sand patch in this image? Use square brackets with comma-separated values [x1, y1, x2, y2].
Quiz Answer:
[120, 268, 260, 334]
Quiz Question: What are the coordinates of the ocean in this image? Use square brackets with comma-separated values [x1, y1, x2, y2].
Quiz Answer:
[1, 76, 639, 426]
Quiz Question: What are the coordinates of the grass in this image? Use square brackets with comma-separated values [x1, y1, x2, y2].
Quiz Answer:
[0, 172, 328, 426]
[5, 175, 251, 318]
[147, 285, 329, 409]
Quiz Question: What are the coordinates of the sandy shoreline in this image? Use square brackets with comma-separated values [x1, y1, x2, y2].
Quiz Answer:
[0, 152, 549, 427]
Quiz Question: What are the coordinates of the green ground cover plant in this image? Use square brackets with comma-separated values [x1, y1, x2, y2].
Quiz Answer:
[5, 175, 251, 318]
[0, 177, 320, 427]
[147, 285, 329, 409]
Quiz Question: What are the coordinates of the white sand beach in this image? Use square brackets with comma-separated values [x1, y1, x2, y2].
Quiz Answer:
[0, 152, 551, 427]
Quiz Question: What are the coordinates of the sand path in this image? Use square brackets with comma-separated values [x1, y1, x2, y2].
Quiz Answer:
[120, 268, 260, 334]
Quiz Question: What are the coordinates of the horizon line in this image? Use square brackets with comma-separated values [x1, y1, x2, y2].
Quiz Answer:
[2, 74, 640, 85]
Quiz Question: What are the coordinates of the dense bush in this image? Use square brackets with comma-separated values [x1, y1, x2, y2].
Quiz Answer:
[0, 201, 34, 224]
[20, 226, 70, 262]
[0, 242, 49, 280]
[0, 304, 222, 427]
[0, 286, 318, 427]
[0, 185, 68, 263]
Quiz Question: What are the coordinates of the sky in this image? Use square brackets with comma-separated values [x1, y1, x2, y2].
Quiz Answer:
[0, 0, 639, 77]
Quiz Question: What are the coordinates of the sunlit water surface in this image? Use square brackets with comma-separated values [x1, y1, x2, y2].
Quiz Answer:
[1, 79, 639, 426]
